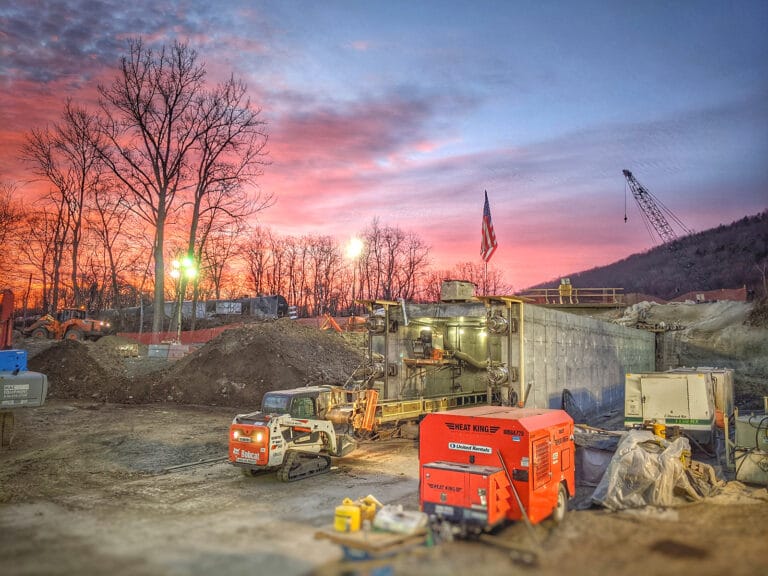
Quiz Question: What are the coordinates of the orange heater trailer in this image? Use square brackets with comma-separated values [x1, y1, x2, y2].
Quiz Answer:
[419, 406, 575, 532]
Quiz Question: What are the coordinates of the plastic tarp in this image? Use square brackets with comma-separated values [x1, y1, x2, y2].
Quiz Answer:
[592, 430, 716, 510]
[575, 431, 621, 487]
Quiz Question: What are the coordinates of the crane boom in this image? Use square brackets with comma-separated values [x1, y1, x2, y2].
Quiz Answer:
[622, 169, 691, 246]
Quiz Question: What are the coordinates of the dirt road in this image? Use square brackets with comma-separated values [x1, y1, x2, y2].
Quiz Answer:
[1, 401, 766, 576]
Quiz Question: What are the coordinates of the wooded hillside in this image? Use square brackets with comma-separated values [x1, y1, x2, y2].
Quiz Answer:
[533, 211, 768, 300]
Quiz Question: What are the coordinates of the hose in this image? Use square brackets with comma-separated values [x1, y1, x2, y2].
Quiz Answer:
[682, 431, 716, 459]
[452, 350, 487, 369]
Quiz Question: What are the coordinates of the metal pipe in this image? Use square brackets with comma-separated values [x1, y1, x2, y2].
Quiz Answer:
[519, 301, 526, 407]
[453, 350, 488, 369]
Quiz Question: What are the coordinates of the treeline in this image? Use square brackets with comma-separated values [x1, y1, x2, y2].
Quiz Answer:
[1, 180, 512, 320]
[534, 211, 768, 300]
[0, 38, 510, 327]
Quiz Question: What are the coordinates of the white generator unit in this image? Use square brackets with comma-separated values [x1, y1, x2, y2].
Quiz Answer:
[624, 369, 716, 446]
[733, 398, 768, 486]
[735, 412, 768, 451]
[693, 367, 734, 420]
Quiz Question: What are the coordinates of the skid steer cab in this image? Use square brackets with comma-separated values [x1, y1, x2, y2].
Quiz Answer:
[229, 385, 375, 482]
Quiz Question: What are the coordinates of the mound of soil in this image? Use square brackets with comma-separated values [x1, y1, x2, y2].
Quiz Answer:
[147, 319, 366, 407]
[27, 340, 119, 400]
[23, 320, 367, 408]
[745, 297, 768, 327]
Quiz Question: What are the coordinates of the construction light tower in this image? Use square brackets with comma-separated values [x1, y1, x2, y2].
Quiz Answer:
[622, 169, 692, 246]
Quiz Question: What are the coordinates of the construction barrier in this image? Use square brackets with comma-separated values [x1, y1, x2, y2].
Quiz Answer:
[118, 325, 243, 346]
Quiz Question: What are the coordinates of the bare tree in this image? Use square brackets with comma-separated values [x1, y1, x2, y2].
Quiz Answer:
[393, 232, 430, 301]
[21, 100, 103, 309]
[756, 260, 768, 298]
[359, 219, 430, 301]
[16, 206, 69, 312]
[445, 261, 512, 297]
[304, 235, 341, 316]
[241, 226, 272, 295]
[200, 220, 247, 300]
[96, 39, 207, 333]
[87, 182, 144, 309]
[0, 181, 24, 277]
[177, 76, 271, 328]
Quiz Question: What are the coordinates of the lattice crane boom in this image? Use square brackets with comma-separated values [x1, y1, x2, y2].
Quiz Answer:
[622, 169, 691, 246]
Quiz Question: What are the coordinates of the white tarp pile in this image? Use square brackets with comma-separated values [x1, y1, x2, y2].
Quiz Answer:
[592, 430, 724, 510]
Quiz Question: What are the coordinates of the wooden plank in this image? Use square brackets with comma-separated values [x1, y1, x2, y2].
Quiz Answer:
[314, 528, 427, 554]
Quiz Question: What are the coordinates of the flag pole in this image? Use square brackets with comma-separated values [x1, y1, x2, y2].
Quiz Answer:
[481, 189, 497, 296]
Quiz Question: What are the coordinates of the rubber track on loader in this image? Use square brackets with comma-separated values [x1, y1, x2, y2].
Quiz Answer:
[276, 450, 332, 482]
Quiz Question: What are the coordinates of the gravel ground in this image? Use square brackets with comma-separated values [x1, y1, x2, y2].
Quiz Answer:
[1, 401, 766, 576]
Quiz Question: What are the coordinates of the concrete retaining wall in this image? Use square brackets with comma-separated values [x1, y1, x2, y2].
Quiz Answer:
[522, 304, 655, 417]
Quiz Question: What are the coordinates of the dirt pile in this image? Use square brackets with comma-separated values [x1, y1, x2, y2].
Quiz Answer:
[147, 319, 366, 407]
[746, 297, 768, 327]
[27, 340, 119, 400]
[23, 320, 366, 407]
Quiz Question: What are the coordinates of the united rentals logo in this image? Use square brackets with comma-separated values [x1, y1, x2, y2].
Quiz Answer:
[448, 442, 493, 454]
[445, 422, 500, 434]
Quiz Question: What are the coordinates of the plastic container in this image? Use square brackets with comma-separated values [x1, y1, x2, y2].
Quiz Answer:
[372, 506, 427, 535]
[334, 504, 361, 532]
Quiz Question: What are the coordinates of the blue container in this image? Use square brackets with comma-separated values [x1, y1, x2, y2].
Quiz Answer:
[0, 349, 28, 372]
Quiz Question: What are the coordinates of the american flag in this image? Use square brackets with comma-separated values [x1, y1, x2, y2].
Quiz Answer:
[481, 190, 498, 262]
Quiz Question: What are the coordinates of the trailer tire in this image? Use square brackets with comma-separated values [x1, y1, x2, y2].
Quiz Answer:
[552, 483, 568, 524]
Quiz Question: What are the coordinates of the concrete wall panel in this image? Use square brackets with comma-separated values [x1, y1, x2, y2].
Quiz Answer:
[368, 300, 654, 419]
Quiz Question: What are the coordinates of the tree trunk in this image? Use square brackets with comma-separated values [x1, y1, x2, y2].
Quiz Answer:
[152, 224, 166, 334]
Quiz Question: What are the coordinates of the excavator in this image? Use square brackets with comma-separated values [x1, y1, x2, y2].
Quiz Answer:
[229, 385, 378, 481]
[23, 307, 112, 341]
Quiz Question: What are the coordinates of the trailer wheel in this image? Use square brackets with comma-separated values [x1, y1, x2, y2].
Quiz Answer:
[552, 483, 568, 524]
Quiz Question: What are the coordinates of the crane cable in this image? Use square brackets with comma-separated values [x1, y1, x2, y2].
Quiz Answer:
[624, 179, 628, 223]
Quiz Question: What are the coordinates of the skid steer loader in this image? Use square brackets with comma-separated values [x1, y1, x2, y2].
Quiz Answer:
[228, 385, 378, 482]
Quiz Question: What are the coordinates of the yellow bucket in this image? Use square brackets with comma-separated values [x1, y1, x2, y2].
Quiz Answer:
[334, 504, 361, 532]
[652, 423, 666, 438]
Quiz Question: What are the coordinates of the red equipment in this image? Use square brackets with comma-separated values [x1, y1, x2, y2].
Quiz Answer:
[419, 406, 575, 531]
[1, 290, 14, 350]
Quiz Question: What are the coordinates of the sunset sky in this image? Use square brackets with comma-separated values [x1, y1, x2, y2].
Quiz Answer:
[1, 1, 767, 289]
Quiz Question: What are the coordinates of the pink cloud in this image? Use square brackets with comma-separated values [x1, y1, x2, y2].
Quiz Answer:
[348, 40, 371, 52]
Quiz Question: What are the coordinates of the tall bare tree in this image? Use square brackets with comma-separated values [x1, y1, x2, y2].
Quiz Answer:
[96, 39, 207, 332]
[175, 76, 271, 328]
[359, 219, 430, 301]
[21, 100, 103, 309]
[16, 205, 69, 312]
[241, 226, 273, 295]
[87, 182, 144, 309]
